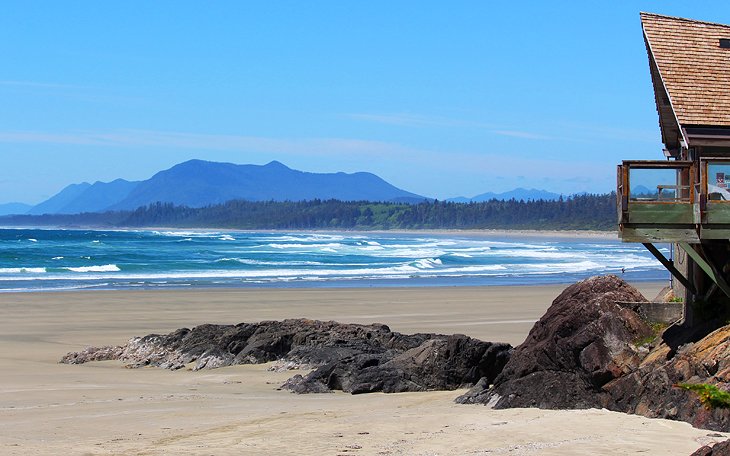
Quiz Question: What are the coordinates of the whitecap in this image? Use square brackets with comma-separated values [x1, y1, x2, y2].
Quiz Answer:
[65, 264, 121, 273]
[0, 267, 47, 274]
[412, 258, 443, 269]
[359, 245, 384, 251]
[268, 243, 344, 249]
[154, 230, 220, 237]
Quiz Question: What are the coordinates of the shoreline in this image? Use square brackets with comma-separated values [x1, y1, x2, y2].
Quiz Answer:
[1, 274, 667, 294]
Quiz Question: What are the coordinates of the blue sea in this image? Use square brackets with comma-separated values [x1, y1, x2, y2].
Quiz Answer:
[0, 228, 668, 292]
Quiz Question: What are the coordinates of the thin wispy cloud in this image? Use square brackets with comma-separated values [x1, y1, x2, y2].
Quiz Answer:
[347, 112, 560, 141]
[0, 129, 426, 159]
[345, 113, 496, 129]
[551, 121, 659, 144]
[492, 130, 555, 140]
[0, 80, 90, 90]
[347, 111, 657, 145]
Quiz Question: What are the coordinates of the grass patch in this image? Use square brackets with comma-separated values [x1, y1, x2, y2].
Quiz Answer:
[676, 383, 730, 409]
[633, 322, 668, 347]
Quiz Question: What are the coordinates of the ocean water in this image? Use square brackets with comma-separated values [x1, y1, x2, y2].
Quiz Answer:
[0, 228, 667, 292]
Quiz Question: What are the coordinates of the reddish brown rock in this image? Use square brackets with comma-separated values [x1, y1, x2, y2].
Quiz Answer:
[690, 440, 730, 456]
[457, 275, 652, 408]
[605, 325, 730, 431]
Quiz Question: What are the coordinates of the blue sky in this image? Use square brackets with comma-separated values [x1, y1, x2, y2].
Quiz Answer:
[1, 1, 729, 204]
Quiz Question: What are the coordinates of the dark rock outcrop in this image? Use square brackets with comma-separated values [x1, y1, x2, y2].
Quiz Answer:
[691, 440, 730, 456]
[283, 335, 511, 394]
[455, 274, 730, 432]
[61, 318, 512, 394]
[457, 275, 652, 408]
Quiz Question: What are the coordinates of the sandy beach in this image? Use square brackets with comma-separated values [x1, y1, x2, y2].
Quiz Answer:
[2, 283, 727, 455]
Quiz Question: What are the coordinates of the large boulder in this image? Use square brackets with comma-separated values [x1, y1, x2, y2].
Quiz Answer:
[457, 275, 652, 408]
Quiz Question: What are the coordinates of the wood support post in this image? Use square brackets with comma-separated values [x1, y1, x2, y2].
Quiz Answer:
[677, 242, 730, 300]
[642, 243, 696, 294]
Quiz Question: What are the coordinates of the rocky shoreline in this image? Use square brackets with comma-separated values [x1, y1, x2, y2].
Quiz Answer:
[61, 318, 512, 394]
[61, 275, 730, 453]
[457, 275, 730, 434]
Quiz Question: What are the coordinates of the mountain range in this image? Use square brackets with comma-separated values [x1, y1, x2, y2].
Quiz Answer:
[447, 188, 562, 203]
[0, 160, 566, 216]
[18, 160, 427, 215]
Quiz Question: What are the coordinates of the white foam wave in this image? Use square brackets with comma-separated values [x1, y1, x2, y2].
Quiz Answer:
[487, 249, 575, 260]
[216, 258, 328, 266]
[396, 249, 446, 258]
[413, 258, 443, 269]
[528, 260, 605, 273]
[28, 238, 38, 243]
[219, 235, 236, 241]
[65, 264, 120, 273]
[0, 267, 47, 274]
[359, 245, 384, 251]
[153, 230, 221, 237]
[268, 243, 344, 249]
[260, 234, 346, 243]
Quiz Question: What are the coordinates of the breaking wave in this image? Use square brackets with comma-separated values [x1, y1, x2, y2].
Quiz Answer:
[0, 228, 667, 291]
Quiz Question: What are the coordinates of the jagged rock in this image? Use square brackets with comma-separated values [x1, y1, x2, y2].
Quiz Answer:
[283, 336, 511, 394]
[61, 318, 511, 394]
[59, 345, 124, 364]
[690, 440, 730, 456]
[457, 275, 651, 408]
[604, 325, 730, 431]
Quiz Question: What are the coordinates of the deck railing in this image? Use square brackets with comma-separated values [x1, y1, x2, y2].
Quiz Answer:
[617, 160, 694, 210]
[617, 159, 730, 241]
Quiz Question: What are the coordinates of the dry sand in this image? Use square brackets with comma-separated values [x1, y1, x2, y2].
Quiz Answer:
[1, 283, 727, 455]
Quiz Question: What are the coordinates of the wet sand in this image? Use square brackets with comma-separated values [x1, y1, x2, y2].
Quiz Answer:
[1, 283, 726, 455]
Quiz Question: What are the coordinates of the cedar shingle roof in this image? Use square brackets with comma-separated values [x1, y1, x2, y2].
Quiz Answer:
[642, 12, 730, 128]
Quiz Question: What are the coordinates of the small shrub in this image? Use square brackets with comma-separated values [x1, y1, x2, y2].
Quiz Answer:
[675, 383, 730, 409]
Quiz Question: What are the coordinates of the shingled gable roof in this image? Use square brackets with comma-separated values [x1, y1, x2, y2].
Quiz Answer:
[641, 12, 730, 150]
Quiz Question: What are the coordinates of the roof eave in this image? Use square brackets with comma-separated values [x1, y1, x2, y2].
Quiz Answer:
[642, 20, 689, 153]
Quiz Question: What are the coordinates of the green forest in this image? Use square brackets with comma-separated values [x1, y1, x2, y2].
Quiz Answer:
[0, 193, 617, 230]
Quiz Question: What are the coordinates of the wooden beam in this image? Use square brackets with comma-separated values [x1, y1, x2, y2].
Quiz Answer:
[642, 243, 696, 294]
[677, 242, 730, 300]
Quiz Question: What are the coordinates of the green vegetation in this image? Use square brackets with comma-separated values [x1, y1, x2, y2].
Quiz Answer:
[633, 322, 668, 347]
[676, 383, 730, 409]
[0, 193, 618, 231]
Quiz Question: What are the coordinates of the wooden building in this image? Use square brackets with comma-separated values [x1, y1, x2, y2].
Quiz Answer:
[618, 13, 730, 327]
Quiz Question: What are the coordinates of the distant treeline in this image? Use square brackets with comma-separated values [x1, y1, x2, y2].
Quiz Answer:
[0, 193, 617, 230]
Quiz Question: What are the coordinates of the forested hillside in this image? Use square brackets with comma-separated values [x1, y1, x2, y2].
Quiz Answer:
[0, 193, 617, 230]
